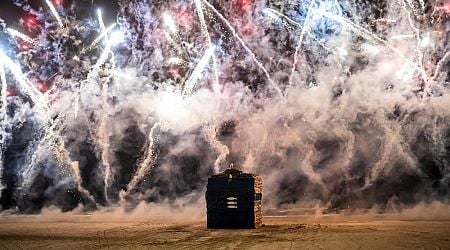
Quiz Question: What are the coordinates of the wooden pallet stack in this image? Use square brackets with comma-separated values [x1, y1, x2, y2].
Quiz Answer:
[206, 167, 263, 229]
[253, 176, 263, 227]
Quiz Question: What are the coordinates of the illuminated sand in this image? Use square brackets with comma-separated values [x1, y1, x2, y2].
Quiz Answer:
[0, 215, 449, 249]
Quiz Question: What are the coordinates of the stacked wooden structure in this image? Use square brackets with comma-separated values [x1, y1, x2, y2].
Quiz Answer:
[206, 167, 262, 229]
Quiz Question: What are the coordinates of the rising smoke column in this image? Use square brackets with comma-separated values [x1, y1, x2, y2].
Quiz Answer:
[0, 0, 448, 213]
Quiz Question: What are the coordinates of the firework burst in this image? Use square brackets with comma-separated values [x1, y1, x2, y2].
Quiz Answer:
[0, 0, 448, 213]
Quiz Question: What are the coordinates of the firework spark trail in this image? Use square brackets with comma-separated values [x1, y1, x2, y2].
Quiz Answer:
[333, 0, 343, 15]
[19, 113, 75, 190]
[433, 50, 450, 80]
[45, 0, 64, 28]
[97, 9, 109, 42]
[194, 0, 220, 94]
[94, 9, 117, 72]
[160, 13, 187, 61]
[0, 51, 94, 203]
[89, 36, 114, 78]
[163, 13, 178, 34]
[193, 0, 231, 173]
[126, 123, 159, 194]
[288, 0, 316, 89]
[262, 8, 331, 53]
[401, 0, 429, 84]
[372, 18, 397, 24]
[42, 120, 97, 204]
[162, 13, 189, 57]
[6, 28, 37, 45]
[167, 57, 184, 65]
[15, 115, 92, 204]
[94, 9, 116, 203]
[0, 53, 53, 189]
[162, 12, 184, 44]
[183, 46, 215, 97]
[201, 0, 283, 97]
[99, 87, 113, 203]
[405, 0, 415, 13]
[22, 120, 96, 205]
[0, 61, 6, 128]
[95, 9, 116, 71]
[83, 23, 116, 53]
[311, 9, 423, 73]
[18, 115, 68, 192]
[0, 61, 7, 197]
[405, 0, 424, 15]
[162, 29, 179, 49]
[390, 34, 415, 40]
[418, 0, 425, 12]
[0, 51, 48, 115]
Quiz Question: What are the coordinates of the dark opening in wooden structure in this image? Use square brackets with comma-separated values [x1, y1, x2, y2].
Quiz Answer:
[206, 167, 262, 229]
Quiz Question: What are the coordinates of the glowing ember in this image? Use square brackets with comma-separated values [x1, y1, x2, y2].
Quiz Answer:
[37, 82, 48, 93]
[24, 16, 37, 28]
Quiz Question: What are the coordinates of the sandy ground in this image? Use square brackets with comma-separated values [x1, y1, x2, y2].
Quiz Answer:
[0, 214, 449, 249]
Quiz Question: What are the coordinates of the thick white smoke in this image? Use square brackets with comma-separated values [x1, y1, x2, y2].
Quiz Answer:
[0, 0, 448, 215]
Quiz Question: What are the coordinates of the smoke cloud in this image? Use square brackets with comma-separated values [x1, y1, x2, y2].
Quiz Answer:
[0, 0, 448, 217]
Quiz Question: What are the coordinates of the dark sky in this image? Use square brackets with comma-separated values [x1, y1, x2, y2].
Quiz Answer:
[0, 0, 119, 26]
